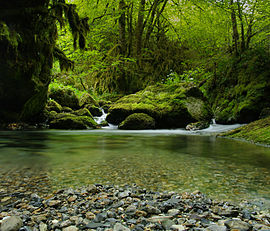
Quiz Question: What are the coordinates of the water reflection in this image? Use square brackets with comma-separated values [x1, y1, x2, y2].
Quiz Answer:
[0, 130, 269, 209]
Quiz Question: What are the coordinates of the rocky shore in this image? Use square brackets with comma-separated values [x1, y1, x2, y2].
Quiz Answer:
[0, 184, 269, 231]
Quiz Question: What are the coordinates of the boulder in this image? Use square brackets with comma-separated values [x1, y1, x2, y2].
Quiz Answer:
[186, 121, 210, 131]
[79, 93, 98, 107]
[46, 100, 62, 113]
[106, 83, 212, 128]
[73, 108, 93, 117]
[49, 86, 80, 109]
[119, 113, 155, 130]
[49, 116, 97, 129]
[85, 105, 103, 117]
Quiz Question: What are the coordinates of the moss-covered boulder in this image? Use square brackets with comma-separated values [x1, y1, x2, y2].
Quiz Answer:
[79, 93, 99, 107]
[98, 100, 112, 113]
[85, 105, 103, 117]
[49, 116, 97, 129]
[0, 5, 56, 122]
[119, 113, 156, 130]
[73, 108, 93, 117]
[49, 85, 80, 110]
[46, 100, 62, 113]
[106, 83, 212, 128]
[206, 50, 270, 124]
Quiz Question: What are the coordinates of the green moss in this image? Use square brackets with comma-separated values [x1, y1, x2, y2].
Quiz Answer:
[119, 113, 155, 130]
[79, 93, 99, 107]
[206, 50, 270, 124]
[220, 116, 270, 145]
[107, 82, 212, 128]
[73, 108, 93, 117]
[46, 99, 62, 113]
[49, 84, 80, 109]
[50, 115, 97, 129]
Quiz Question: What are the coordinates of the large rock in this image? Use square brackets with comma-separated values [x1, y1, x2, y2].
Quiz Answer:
[0, 4, 56, 122]
[49, 116, 97, 129]
[119, 113, 155, 130]
[49, 85, 80, 110]
[106, 83, 212, 128]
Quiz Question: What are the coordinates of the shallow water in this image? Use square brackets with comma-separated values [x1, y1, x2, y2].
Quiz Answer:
[0, 128, 269, 210]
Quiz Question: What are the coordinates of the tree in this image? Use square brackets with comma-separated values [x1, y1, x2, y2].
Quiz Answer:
[0, 0, 88, 123]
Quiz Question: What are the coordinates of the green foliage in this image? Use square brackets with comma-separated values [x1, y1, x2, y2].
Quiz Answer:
[165, 67, 213, 85]
[49, 80, 87, 99]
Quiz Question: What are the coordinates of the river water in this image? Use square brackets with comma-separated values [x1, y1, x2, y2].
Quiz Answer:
[0, 126, 270, 210]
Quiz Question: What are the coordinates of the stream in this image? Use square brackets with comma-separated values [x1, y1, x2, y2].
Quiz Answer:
[0, 123, 270, 211]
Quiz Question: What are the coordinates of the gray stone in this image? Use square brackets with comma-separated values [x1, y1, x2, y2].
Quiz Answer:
[162, 219, 176, 230]
[170, 224, 186, 231]
[85, 222, 104, 229]
[205, 224, 227, 231]
[224, 219, 251, 231]
[168, 209, 180, 217]
[113, 223, 131, 231]
[118, 190, 130, 199]
[62, 226, 78, 231]
[39, 223, 47, 231]
[1, 216, 23, 231]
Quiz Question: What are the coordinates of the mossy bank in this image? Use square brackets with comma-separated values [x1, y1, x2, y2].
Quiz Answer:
[220, 116, 270, 146]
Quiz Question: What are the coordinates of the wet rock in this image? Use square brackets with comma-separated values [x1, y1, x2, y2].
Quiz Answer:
[62, 226, 78, 231]
[1, 216, 23, 231]
[118, 113, 155, 130]
[205, 224, 227, 231]
[47, 200, 61, 207]
[170, 224, 186, 231]
[39, 222, 47, 231]
[113, 223, 130, 231]
[224, 218, 251, 231]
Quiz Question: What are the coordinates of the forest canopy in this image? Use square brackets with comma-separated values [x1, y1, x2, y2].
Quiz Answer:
[52, 0, 270, 94]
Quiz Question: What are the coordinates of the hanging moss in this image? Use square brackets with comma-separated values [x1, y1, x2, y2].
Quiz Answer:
[0, 1, 90, 123]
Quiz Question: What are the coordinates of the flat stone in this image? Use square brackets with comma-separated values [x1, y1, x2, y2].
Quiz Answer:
[47, 200, 61, 207]
[85, 222, 104, 229]
[170, 225, 186, 231]
[113, 223, 131, 231]
[224, 219, 251, 231]
[206, 224, 227, 231]
[148, 215, 173, 223]
[1, 216, 23, 231]
[62, 226, 78, 231]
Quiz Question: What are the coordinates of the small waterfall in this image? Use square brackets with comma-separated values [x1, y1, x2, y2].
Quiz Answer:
[94, 109, 107, 124]
[94, 109, 118, 129]
[211, 118, 216, 125]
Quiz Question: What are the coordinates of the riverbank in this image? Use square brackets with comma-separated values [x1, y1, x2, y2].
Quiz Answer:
[0, 184, 269, 231]
[219, 116, 270, 146]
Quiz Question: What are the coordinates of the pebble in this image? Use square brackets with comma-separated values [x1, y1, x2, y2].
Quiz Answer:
[0, 185, 269, 231]
[1, 216, 23, 231]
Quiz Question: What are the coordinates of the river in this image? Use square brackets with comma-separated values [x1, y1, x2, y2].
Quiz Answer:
[0, 126, 269, 211]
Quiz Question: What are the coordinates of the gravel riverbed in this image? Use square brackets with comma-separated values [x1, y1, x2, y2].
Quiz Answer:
[0, 184, 269, 231]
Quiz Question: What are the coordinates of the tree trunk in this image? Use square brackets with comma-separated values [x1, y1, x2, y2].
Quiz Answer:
[230, 0, 239, 56]
[119, 0, 126, 56]
[237, 0, 245, 51]
[135, 0, 146, 57]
